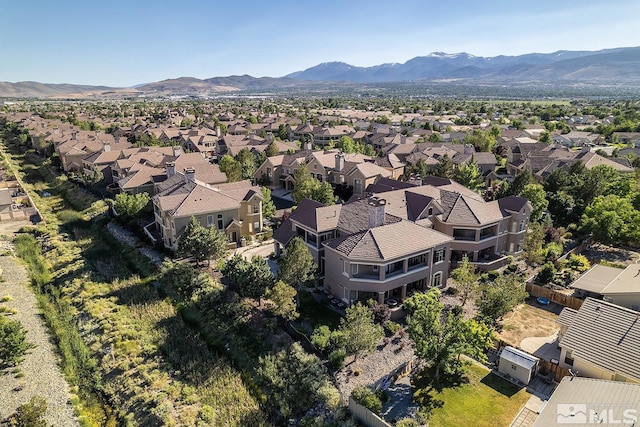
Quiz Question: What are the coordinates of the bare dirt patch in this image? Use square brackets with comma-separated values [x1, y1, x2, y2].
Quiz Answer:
[497, 302, 560, 347]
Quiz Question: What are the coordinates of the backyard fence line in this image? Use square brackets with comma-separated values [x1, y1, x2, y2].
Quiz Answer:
[525, 282, 583, 311]
[349, 397, 392, 427]
[539, 359, 572, 383]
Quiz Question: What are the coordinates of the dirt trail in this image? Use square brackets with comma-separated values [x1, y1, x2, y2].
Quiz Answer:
[0, 221, 78, 426]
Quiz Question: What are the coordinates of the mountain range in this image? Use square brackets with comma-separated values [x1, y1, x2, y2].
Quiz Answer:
[2, 46, 639, 98]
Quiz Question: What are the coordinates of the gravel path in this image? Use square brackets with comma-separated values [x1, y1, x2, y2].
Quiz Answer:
[334, 335, 415, 401]
[106, 221, 165, 266]
[0, 252, 78, 426]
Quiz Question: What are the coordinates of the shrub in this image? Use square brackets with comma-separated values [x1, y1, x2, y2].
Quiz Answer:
[0, 315, 35, 367]
[351, 385, 381, 414]
[8, 395, 47, 427]
[566, 253, 591, 273]
[396, 419, 419, 427]
[385, 321, 402, 335]
[328, 348, 346, 369]
[536, 262, 557, 285]
[311, 325, 332, 351]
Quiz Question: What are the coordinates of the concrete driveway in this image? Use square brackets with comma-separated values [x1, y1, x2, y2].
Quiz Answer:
[234, 240, 279, 276]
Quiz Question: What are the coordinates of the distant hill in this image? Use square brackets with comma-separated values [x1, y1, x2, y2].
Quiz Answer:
[1, 46, 639, 98]
[285, 47, 640, 84]
[0, 81, 118, 98]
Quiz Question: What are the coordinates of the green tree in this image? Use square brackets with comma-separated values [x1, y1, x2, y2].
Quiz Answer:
[265, 280, 299, 321]
[454, 159, 485, 192]
[256, 342, 339, 419]
[476, 273, 528, 325]
[8, 396, 47, 427]
[581, 194, 640, 245]
[113, 192, 149, 218]
[260, 187, 276, 220]
[432, 154, 454, 179]
[292, 164, 335, 205]
[236, 148, 257, 180]
[450, 255, 480, 306]
[409, 159, 429, 179]
[219, 154, 242, 182]
[177, 216, 228, 266]
[465, 130, 497, 152]
[428, 132, 442, 142]
[265, 140, 279, 157]
[405, 288, 493, 386]
[338, 302, 383, 362]
[520, 183, 548, 223]
[497, 170, 535, 198]
[0, 316, 35, 368]
[521, 222, 546, 265]
[279, 237, 316, 307]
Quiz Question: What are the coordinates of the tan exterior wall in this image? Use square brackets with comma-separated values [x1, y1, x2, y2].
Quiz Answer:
[604, 294, 640, 311]
[560, 348, 640, 383]
[323, 243, 451, 303]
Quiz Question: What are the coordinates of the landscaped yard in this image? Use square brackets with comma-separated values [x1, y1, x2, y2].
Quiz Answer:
[428, 364, 531, 427]
[497, 302, 560, 347]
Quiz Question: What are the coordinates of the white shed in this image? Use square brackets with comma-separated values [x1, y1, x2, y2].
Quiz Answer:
[498, 346, 539, 385]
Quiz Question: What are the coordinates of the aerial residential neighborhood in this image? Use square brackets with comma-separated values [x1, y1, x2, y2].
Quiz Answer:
[1, 2, 640, 426]
[1, 91, 640, 427]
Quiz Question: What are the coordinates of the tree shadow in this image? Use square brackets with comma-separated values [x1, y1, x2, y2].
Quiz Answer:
[106, 279, 161, 306]
[480, 372, 521, 397]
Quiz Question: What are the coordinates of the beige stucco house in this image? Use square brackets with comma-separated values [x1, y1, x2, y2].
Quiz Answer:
[152, 173, 263, 250]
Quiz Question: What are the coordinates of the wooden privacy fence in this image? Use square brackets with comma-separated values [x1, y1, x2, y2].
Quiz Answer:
[526, 282, 583, 311]
[539, 359, 572, 383]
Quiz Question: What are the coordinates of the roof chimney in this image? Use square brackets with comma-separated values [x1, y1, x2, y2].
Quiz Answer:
[166, 162, 175, 178]
[184, 167, 195, 183]
[172, 146, 183, 157]
[103, 142, 111, 152]
[368, 196, 386, 228]
[71, 132, 77, 140]
[335, 152, 345, 172]
[215, 126, 221, 137]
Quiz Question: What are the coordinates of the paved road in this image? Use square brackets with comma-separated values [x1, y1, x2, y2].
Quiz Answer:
[234, 240, 279, 276]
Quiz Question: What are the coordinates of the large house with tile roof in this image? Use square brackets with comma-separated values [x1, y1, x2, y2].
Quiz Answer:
[274, 196, 453, 306]
[152, 174, 263, 250]
[366, 176, 532, 266]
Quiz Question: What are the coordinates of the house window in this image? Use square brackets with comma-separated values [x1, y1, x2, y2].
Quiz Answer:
[343, 261, 348, 274]
[519, 220, 526, 231]
[340, 175, 345, 183]
[207, 215, 214, 226]
[433, 272, 443, 288]
[313, 164, 317, 170]
[351, 264, 358, 275]
[373, 265, 379, 272]
[253, 203, 259, 214]
[266, 167, 272, 178]
[217, 214, 223, 230]
[564, 350, 574, 366]
[409, 253, 427, 267]
[433, 248, 445, 263]
[354, 179, 362, 195]
[428, 207, 433, 216]
[511, 364, 517, 371]
[317, 174, 323, 182]
[253, 221, 260, 232]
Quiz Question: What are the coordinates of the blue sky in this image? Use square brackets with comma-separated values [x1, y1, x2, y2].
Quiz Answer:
[1, 0, 639, 87]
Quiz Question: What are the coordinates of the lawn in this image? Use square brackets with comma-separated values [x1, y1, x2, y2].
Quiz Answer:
[428, 364, 531, 427]
[497, 302, 560, 347]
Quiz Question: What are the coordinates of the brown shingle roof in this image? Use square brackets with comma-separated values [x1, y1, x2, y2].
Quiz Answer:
[326, 220, 452, 261]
